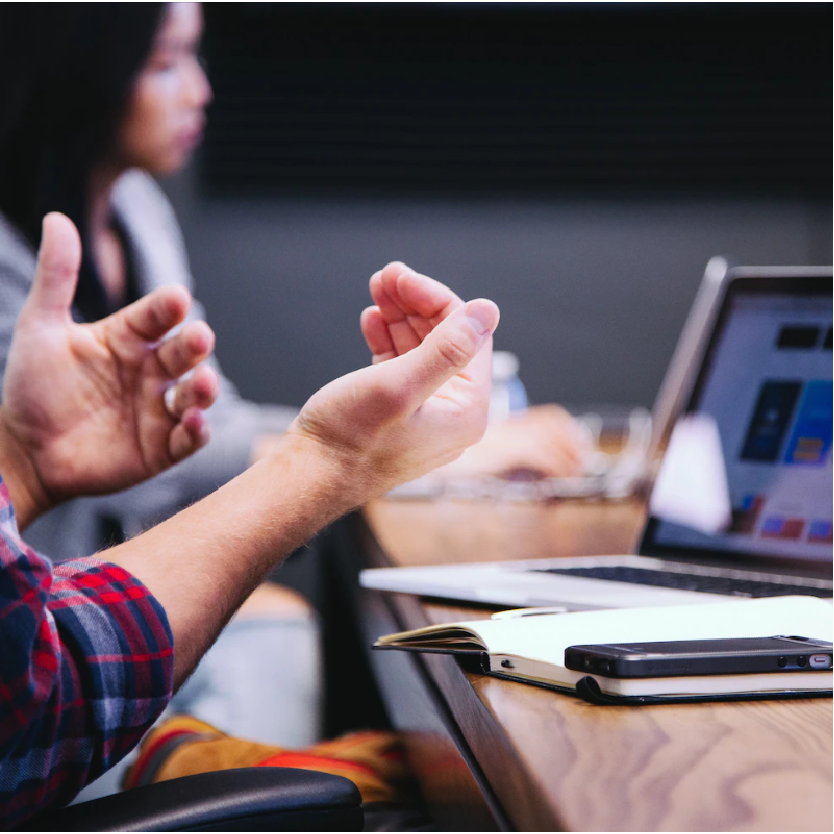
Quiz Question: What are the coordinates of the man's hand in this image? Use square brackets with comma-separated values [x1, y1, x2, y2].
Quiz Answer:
[287, 263, 499, 506]
[362, 264, 590, 481]
[0, 213, 219, 528]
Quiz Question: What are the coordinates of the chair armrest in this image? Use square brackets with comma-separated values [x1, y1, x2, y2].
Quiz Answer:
[27, 768, 363, 832]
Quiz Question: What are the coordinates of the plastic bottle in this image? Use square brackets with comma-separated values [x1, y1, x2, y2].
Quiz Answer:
[489, 350, 528, 422]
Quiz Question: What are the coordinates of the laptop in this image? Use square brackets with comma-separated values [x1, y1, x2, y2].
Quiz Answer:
[361, 267, 834, 610]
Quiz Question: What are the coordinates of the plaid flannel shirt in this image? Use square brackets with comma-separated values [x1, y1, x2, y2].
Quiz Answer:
[0, 476, 173, 828]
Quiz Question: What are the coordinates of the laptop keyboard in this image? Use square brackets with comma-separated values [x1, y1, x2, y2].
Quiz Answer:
[533, 566, 833, 598]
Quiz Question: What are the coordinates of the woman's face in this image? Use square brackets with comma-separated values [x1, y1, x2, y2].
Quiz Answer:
[116, 3, 212, 175]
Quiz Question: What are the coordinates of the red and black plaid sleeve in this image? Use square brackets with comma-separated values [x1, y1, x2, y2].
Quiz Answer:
[0, 477, 174, 829]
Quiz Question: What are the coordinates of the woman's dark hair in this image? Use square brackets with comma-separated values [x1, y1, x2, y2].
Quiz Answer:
[0, 4, 164, 317]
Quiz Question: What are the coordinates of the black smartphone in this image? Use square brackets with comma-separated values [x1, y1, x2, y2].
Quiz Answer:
[564, 636, 833, 678]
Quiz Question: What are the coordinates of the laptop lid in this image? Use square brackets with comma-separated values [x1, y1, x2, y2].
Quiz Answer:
[647, 256, 729, 464]
[640, 268, 833, 578]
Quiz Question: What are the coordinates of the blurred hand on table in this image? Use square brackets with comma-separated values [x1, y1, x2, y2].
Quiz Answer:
[437, 404, 592, 480]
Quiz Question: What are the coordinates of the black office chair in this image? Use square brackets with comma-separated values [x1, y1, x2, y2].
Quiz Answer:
[25, 768, 363, 831]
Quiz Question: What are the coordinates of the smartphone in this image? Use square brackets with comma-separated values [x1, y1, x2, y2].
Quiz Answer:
[564, 636, 833, 678]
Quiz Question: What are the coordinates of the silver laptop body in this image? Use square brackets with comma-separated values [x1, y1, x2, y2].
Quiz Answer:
[361, 266, 834, 610]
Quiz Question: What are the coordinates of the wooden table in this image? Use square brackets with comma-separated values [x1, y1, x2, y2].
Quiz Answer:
[346, 497, 833, 832]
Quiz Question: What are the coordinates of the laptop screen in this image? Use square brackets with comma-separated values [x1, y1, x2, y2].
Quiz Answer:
[645, 275, 832, 571]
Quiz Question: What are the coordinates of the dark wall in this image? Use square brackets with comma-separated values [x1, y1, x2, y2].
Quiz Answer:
[199, 4, 831, 200]
[163, 3, 832, 412]
[166, 169, 830, 409]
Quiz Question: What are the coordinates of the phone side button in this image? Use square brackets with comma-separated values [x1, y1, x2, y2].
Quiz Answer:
[809, 654, 832, 670]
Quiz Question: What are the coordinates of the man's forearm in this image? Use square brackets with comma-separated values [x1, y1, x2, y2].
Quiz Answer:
[105, 432, 357, 686]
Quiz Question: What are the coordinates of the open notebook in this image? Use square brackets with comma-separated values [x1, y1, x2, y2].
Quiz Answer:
[374, 596, 833, 704]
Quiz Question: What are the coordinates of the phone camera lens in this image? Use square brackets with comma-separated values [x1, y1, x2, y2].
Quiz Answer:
[777, 656, 787, 668]
[797, 655, 808, 668]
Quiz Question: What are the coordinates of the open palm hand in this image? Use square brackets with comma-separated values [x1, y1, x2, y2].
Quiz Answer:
[0, 213, 219, 522]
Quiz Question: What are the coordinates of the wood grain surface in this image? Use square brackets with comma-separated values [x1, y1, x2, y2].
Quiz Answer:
[360, 497, 834, 832]
[364, 497, 647, 567]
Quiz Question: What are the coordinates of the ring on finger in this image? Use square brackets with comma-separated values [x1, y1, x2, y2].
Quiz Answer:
[164, 385, 179, 418]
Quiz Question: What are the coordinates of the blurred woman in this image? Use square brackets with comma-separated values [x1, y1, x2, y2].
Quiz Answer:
[0, 5, 302, 550]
